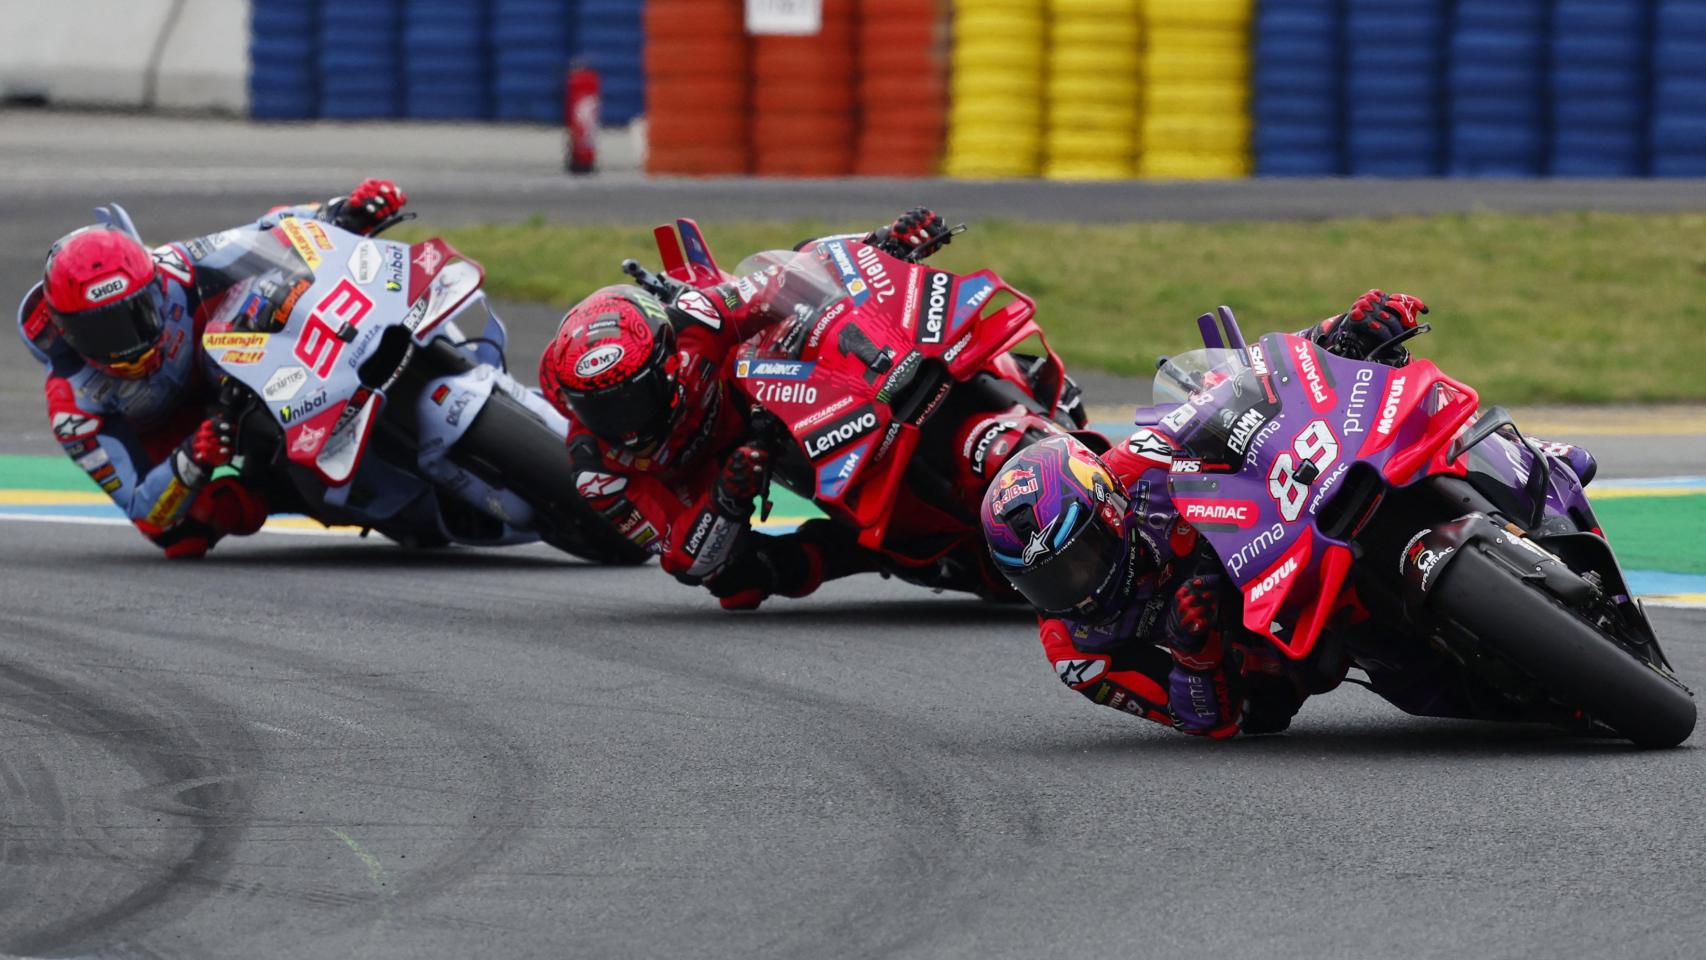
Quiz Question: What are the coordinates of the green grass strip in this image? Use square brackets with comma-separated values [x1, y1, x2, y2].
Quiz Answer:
[400, 211, 1706, 404]
[4, 451, 1694, 574]
[1595, 495, 1706, 575]
[0, 453, 87, 492]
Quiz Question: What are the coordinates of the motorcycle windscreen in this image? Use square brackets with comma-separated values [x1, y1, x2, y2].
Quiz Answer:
[1151, 348, 1270, 460]
[729, 249, 849, 346]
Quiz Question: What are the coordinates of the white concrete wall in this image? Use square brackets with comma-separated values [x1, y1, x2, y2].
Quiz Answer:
[155, 0, 250, 113]
[0, 0, 249, 113]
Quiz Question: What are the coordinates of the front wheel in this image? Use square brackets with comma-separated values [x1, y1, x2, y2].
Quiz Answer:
[450, 389, 650, 566]
[1429, 545, 1695, 747]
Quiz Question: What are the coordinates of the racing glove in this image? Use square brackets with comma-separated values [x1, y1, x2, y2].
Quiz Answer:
[1165, 576, 1241, 738]
[867, 207, 950, 261]
[172, 412, 235, 488]
[330, 178, 407, 235]
[1313, 289, 1428, 366]
[705, 527, 846, 612]
[713, 445, 770, 520]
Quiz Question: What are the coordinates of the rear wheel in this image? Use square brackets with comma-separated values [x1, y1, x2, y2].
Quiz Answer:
[1429, 545, 1695, 747]
[451, 389, 649, 566]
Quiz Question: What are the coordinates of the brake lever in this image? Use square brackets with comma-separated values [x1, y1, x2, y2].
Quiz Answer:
[1363, 322, 1431, 363]
[368, 210, 417, 238]
[745, 407, 788, 521]
[621, 258, 687, 301]
[904, 223, 968, 263]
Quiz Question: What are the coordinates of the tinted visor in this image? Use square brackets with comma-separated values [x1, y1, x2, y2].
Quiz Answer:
[55, 286, 164, 365]
[999, 501, 1127, 617]
[563, 334, 678, 451]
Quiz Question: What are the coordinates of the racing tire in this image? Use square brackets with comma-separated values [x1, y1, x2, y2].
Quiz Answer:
[1429, 545, 1696, 748]
[450, 390, 650, 566]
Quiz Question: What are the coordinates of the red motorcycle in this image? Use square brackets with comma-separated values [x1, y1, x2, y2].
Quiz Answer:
[625, 218, 1104, 598]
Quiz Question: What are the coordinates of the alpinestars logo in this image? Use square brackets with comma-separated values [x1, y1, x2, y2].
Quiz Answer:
[1022, 517, 1056, 565]
[1055, 658, 1103, 686]
[917, 269, 951, 344]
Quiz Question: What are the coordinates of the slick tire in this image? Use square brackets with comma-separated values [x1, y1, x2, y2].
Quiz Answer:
[450, 390, 649, 566]
[1429, 545, 1696, 748]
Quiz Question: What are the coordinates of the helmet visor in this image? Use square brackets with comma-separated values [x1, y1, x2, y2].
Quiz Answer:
[996, 501, 1127, 617]
[55, 287, 164, 366]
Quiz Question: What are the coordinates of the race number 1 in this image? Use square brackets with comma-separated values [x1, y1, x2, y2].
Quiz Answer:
[1268, 419, 1340, 522]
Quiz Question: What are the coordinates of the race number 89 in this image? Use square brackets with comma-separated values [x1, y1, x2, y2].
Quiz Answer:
[1267, 419, 1340, 522]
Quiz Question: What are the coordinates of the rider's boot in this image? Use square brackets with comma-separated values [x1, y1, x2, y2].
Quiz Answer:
[1533, 438, 1598, 487]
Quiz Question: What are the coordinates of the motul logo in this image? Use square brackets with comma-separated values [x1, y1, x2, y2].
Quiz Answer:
[1293, 339, 1333, 410]
[1375, 376, 1408, 436]
[1249, 556, 1299, 602]
[804, 410, 877, 458]
[1184, 502, 1252, 524]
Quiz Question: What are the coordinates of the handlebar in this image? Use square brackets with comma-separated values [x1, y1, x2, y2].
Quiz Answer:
[621, 258, 690, 301]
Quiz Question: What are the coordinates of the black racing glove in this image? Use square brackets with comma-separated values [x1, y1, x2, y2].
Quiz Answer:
[867, 207, 950, 261]
[1314, 289, 1428, 365]
[712, 444, 769, 520]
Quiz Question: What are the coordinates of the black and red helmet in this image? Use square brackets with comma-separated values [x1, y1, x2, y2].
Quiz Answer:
[42, 225, 166, 378]
[540, 284, 683, 454]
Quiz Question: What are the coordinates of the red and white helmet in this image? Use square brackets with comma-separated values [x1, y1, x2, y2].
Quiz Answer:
[42, 225, 166, 378]
[539, 284, 682, 454]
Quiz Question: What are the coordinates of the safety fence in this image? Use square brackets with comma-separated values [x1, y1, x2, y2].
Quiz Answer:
[249, 0, 1706, 177]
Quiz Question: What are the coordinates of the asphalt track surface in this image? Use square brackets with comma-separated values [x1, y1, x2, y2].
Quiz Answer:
[3, 113, 1705, 958]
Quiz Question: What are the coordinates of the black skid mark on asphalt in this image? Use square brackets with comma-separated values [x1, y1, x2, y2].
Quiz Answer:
[0, 643, 256, 960]
[88, 613, 550, 940]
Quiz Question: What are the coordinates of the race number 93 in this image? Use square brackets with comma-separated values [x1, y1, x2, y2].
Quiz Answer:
[1268, 419, 1339, 523]
[294, 279, 374, 379]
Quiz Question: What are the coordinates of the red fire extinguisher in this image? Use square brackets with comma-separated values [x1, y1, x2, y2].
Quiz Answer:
[565, 62, 600, 174]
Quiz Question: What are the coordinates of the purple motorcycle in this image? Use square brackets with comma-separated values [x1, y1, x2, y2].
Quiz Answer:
[1148, 307, 1693, 747]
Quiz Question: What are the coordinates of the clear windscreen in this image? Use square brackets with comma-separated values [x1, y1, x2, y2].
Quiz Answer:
[199, 227, 316, 332]
[1152, 348, 1270, 461]
[731, 249, 849, 353]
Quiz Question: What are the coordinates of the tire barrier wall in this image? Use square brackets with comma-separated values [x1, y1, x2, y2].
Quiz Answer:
[13, 1, 1684, 178]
